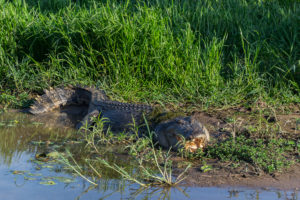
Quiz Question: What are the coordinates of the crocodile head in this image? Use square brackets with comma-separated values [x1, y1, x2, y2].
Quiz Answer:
[181, 136, 207, 153]
[154, 116, 210, 152]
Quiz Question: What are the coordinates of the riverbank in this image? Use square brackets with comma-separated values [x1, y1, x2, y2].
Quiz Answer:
[1, 105, 298, 190]
[0, 0, 299, 191]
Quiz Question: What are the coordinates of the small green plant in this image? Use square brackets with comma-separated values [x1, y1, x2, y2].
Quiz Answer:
[0, 92, 31, 109]
[206, 136, 292, 173]
[200, 163, 213, 172]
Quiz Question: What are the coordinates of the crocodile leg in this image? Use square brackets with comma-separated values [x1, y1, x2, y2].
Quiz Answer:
[76, 109, 100, 130]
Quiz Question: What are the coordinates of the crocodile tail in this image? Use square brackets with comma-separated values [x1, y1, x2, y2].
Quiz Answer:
[28, 87, 75, 114]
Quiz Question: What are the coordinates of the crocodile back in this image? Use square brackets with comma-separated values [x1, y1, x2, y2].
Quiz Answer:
[92, 100, 153, 112]
[88, 100, 153, 133]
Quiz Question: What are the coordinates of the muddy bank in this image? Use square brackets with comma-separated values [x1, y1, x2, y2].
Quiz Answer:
[191, 106, 300, 141]
[173, 158, 300, 190]
[175, 106, 299, 190]
[2, 105, 299, 191]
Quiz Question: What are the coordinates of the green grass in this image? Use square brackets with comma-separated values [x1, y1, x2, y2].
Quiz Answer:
[0, 92, 32, 109]
[206, 135, 296, 173]
[0, 0, 299, 108]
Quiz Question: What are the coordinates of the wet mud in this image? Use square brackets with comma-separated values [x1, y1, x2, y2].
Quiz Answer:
[2, 104, 300, 191]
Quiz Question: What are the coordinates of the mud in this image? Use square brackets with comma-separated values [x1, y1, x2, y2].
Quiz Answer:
[191, 105, 300, 142]
[172, 158, 300, 190]
[2, 103, 299, 190]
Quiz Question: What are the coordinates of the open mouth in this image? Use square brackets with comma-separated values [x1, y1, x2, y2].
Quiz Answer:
[184, 137, 206, 153]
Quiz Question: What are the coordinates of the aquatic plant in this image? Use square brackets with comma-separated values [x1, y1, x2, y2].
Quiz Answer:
[98, 143, 191, 187]
[58, 150, 99, 186]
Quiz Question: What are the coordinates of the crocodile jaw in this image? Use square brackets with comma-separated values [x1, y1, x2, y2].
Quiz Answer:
[184, 137, 206, 153]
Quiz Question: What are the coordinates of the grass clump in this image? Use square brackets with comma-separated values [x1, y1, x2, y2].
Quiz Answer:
[206, 136, 294, 173]
[0, 92, 32, 109]
[99, 146, 190, 187]
[75, 117, 191, 187]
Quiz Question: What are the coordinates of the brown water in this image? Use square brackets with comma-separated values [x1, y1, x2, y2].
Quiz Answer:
[0, 112, 298, 200]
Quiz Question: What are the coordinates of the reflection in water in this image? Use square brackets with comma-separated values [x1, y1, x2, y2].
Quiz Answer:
[0, 112, 74, 165]
[226, 189, 299, 200]
[228, 189, 241, 198]
[0, 112, 298, 200]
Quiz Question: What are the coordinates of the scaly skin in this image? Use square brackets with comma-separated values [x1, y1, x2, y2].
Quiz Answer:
[28, 86, 108, 114]
[76, 100, 153, 131]
[28, 86, 210, 151]
[154, 116, 210, 151]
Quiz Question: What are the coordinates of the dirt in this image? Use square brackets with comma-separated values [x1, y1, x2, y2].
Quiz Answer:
[172, 104, 300, 190]
[175, 160, 300, 190]
[191, 105, 300, 142]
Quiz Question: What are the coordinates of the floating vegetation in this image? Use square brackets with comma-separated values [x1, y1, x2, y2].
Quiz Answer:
[12, 170, 27, 175]
[27, 173, 42, 177]
[39, 180, 56, 186]
[10, 161, 77, 186]
[10, 165, 76, 185]
[41, 165, 54, 169]
[24, 176, 37, 181]
[50, 176, 76, 184]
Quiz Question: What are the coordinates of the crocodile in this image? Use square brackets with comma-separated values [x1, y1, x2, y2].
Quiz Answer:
[28, 86, 210, 151]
